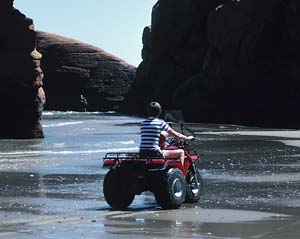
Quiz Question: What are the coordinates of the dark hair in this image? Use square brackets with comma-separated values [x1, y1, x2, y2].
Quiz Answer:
[147, 102, 162, 117]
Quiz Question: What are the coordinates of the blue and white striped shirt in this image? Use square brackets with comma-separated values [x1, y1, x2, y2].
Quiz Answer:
[140, 117, 170, 151]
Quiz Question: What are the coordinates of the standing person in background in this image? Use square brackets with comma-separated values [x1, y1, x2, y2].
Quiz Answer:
[79, 94, 88, 112]
[139, 102, 194, 165]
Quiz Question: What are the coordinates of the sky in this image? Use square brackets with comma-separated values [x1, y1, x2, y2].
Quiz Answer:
[14, 0, 157, 66]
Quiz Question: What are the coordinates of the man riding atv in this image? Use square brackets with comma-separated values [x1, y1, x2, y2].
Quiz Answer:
[139, 102, 194, 165]
[102, 102, 203, 210]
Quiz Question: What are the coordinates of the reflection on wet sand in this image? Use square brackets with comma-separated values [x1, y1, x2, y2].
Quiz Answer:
[104, 206, 292, 238]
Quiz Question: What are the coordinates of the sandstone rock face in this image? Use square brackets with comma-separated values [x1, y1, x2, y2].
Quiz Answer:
[36, 31, 136, 111]
[0, 0, 45, 138]
[123, 0, 300, 128]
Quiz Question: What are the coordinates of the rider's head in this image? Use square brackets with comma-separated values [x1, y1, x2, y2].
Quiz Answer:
[147, 101, 162, 117]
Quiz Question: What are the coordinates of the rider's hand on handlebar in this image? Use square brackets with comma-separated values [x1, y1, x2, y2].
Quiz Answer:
[186, 136, 194, 141]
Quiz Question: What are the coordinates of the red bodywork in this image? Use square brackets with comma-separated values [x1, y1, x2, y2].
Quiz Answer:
[103, 144, 199, 177]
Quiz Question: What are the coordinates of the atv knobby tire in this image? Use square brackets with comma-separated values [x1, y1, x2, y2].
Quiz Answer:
[185, 168, 203, 203]
[154, 168, 186, 209]
[103, 168, 135, 210]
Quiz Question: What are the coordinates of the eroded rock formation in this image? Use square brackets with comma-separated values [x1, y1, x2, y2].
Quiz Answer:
[0, 0, 45, 138]
[36, 31, 136, 111]
[123, 0, 300, 128]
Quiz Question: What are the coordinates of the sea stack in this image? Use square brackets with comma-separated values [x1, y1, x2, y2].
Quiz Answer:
[123, 0, 300, 128]
[0, 0, 45, 138]
[35, 31, 136, 111]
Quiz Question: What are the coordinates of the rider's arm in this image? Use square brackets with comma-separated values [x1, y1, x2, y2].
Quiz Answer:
[167, 128, 194, 141]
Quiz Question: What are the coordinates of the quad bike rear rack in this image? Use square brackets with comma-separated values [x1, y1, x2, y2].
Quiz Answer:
[103, 152, 181, 171]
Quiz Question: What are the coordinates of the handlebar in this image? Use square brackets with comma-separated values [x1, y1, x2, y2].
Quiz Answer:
[166, 137, 199, 156]
[167, 137, 190, 148]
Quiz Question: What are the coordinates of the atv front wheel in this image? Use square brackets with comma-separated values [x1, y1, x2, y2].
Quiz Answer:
[154, 168, 186, 209]
[185, 168, 203, 203]
[103, 168, 135, 210]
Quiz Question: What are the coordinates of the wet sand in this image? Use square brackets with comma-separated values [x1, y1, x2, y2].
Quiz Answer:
[1, 123, 300, 238]
[0, 202, 298, 239]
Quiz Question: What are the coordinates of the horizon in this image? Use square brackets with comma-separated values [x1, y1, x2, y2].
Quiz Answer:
[14, 0, 157, 67]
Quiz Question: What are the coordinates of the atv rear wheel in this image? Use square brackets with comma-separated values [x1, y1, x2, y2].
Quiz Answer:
[154, 168, 186, 209]
[185, 168, 203, 203]
[103, 168, 135, 210]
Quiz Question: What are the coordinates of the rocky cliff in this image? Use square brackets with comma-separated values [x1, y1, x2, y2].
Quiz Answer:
[0, 0, 45, 138]
[36, 31, 136, 111]
[123, 0, 300, 128]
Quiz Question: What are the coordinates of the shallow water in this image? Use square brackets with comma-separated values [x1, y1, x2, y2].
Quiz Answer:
[0, 111, 300, 238]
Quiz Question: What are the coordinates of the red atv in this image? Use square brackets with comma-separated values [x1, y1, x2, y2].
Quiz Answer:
[102, 132, 203, 210]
